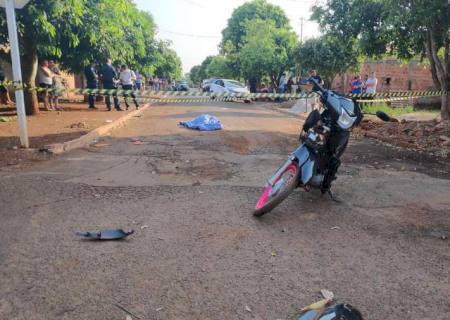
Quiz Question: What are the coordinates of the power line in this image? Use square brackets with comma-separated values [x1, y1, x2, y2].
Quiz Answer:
[179, 0, 207, 8]
[158, 28, 221, 39]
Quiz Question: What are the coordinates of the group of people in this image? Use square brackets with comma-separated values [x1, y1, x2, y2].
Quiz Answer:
[255, 70, 323, 94]
[37, 60, 66, 111]
[349, 72, 378, 94]
[84, 59, 140, 111]
[148, 76, 169, 92]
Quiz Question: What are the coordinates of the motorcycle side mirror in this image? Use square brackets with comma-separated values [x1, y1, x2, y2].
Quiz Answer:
[376, 111, 391, 122]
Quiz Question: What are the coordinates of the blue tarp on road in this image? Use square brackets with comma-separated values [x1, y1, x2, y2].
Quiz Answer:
[179, 114, 223, 131]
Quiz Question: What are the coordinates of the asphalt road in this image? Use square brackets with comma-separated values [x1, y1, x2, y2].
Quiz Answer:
[0, 101, 449, 319]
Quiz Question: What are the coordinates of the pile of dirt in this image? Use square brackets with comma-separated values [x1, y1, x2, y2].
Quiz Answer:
[358, 119, 450, 157]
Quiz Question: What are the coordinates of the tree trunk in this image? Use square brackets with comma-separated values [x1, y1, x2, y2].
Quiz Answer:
[22, 51, 39, 115]
[426, 30, 449, 120]
[425, 38, 441, 89]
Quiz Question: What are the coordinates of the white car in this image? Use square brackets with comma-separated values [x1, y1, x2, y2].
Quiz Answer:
[209, 79, 250, 95]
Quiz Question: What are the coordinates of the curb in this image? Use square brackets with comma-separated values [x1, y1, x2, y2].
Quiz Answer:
[44, 104, 150, 154]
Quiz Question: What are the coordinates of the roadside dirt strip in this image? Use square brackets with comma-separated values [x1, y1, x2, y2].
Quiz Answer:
[0, 101, 449, 320]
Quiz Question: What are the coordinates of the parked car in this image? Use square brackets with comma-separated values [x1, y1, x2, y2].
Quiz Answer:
[201, 78, 216, 92]
[209, 79, 249, 94]
[175, 81, 189, 91]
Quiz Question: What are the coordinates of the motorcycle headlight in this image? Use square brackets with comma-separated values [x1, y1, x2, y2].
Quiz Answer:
[337, 109, 356, 130]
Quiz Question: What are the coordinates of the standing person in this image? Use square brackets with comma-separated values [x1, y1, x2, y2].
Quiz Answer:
[287, 77, 294, 93]
[351, 75, 363, 95]
[84, 61, 98, 109]
[135, 71, 143, 90]
[349, 76, 356, 93]
[309, 70, 323, 85]
[362, 74, 369, 93]
[365, 72, 378, 94]
[119, 64, 139, 110]
[100, 58, 122, 111]
[309, 70, 323, 110]
[48, 60, 63, 110]
[249, 76, 257, 93]
[148, 76, 154, 91]
[279, 73, 287, 93]
[37, 60, 53, 111]
[0, 65, 13, 106]
[154, 76, 160, 91]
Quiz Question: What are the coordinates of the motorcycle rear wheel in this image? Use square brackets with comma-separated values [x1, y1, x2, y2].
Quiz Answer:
[253, 163, 299, 217]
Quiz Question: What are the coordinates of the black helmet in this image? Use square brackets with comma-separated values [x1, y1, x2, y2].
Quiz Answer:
[298, 304, 363, 320]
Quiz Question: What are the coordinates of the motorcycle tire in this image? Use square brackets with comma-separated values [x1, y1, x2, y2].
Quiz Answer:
[253, 163, 300, 217]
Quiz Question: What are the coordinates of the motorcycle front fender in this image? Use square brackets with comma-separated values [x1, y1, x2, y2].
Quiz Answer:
[292, 144, 315, 184]
[301, 158, 315, 184]
[292, 144, 310, 167]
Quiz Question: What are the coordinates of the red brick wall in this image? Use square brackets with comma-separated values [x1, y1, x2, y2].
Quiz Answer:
[332, 59, 436, 93]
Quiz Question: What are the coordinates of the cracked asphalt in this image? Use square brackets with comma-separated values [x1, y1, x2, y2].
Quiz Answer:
[0, 101, 449, 319]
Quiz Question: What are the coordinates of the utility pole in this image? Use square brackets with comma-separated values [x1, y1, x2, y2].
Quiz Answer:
[1, 0, 31, 148]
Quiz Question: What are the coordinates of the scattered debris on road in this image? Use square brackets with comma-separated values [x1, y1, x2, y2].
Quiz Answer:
[75, 229, 134, 240]
[68, 121, 89, 129]
[320, 289, 335, 300]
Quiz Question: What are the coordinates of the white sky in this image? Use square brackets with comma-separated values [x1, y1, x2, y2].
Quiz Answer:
[134, 0, 320, 73]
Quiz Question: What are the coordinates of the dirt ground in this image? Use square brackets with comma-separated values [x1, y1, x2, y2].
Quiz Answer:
[358, 117, 450, 158]
[0, 101, 449, 320]
[0, 103, 140, 168]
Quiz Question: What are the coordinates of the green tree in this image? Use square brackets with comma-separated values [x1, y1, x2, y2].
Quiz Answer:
[0, 0, 85, 114]
[0, 0, 178, 115]
[220, 0, 292, 79]
[296, 36, 360, 87]
[189, 56, 214, 83]
[189, 65, 202, 85]
[204, 55, 233, 79]
[312, 0, 450, 119]
[221, 0, 290, 53]
[153, 40, 182, 82]
[240, 19, 297, 87]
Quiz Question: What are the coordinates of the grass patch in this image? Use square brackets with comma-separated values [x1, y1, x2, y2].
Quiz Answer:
[360, 103, 414, 116]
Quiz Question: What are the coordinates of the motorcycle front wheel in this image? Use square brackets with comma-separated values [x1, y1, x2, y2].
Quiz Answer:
[253, 163, 300, 217]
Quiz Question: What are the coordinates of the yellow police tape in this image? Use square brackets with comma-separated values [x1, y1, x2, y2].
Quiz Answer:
[1, 80, 446, 102]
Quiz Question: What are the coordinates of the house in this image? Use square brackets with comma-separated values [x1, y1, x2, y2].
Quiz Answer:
[333, 59, 436, 93]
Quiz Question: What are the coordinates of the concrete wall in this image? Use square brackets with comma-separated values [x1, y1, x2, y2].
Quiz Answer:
[332, 59, 436, 93]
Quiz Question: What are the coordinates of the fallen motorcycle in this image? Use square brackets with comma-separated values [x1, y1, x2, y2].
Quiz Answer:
[253, 78, 391, 216]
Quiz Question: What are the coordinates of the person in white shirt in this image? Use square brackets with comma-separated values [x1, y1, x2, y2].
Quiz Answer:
[37, 60, 54, 111]
[119, 64, 139, 110]
[365, 72, 378, 94]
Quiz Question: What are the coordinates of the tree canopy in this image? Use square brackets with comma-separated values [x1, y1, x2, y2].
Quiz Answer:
[311, 0, 450, 119]
[0, 0, 182, 114]
[240, 19, 297, 86]
[189, 55, 233, 84]
[296, 36, 360, 87]
[191, 0, 298, 87]
[220, 0, 290, 54]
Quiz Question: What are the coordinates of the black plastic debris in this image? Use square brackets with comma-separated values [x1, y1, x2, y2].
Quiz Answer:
[76, 229, 134, 240]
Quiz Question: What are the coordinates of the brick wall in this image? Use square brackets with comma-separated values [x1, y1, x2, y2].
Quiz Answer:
[332, 59, 436, 93]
